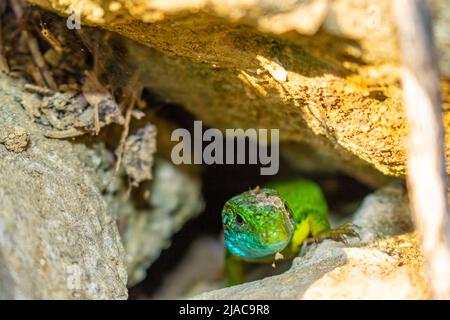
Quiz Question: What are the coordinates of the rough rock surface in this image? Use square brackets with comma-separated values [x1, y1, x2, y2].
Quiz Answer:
[152, 236, 225, 299]
[193, 183, 429, 299]
[0, 74, 128, 299]
[80, 143, 205, 287]
[119, 159, 204, 286]
[0, 75, 204, 296]
[29, 0, 450, 183]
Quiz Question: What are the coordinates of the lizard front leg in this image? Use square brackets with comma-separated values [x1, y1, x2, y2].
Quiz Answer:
[305, 221, 360, 245]
[225, 249, 245, 286]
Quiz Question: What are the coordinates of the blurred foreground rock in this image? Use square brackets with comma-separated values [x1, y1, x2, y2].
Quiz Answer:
[194, 183, 429, 299]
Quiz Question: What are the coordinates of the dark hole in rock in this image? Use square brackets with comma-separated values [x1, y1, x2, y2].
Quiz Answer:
[127, 104, 373, 299]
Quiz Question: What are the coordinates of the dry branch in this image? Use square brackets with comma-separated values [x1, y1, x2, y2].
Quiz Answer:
[9, 0, 57, 90]
[394, 0, 450, 299]
[0, 0, 9, 73]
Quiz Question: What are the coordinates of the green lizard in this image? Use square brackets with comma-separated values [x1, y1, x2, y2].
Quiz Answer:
[222, 179, 359, 285]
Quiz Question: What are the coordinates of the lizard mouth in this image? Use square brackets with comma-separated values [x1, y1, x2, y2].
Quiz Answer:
[225, 233, 291, 259]
[246, 239, 290, 259]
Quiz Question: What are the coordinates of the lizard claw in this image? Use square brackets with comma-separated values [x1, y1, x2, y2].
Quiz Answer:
[305, 222, 360, 246]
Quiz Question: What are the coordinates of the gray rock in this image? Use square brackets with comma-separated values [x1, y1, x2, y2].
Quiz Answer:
[152, 236, 224, 299]
[193, 182, 429, 299]
[0, 74, 128, 299]
[121, 159, 204, 286]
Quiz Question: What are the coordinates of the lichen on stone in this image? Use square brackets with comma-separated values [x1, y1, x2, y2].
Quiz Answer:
[0, 125, 30, 153]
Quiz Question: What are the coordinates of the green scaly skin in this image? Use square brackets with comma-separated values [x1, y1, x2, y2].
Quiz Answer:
[222, 179, 359, 285]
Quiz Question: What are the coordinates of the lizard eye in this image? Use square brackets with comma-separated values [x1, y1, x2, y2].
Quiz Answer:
[235, 213, 244, 225]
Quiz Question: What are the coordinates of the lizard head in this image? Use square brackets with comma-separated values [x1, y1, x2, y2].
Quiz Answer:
[222, 187, 295, 259]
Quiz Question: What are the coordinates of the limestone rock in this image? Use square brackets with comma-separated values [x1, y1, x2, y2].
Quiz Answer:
[193, 183, 429, 299]
[0, 125, 30, 153]
[0, 74, 128, 299]
[151, 236, 224, 299]
[122, 124, 157, 187]
[120, 159, 204, 286]
[28, 0, 450, 182]
[79, 145, 204, 287]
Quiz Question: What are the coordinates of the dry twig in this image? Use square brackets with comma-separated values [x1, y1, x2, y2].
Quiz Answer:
[24, 83, 55, 96]
[394, 0, 450, 299]
[0, 1, 9, 73]
[106, 73, 142, 188]
[112, 92, 137, 179]
[9, 0, 57, 90]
